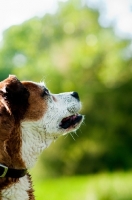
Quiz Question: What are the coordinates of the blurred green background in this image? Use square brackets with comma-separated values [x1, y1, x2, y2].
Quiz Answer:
[1, 0, 132, 199]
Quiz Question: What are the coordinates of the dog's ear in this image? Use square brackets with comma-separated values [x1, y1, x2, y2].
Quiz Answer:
[0, 103, 14, 165]
[0, 75, 29, 165]
[0, 75, 30, 121]
[0, 103, 14, 141]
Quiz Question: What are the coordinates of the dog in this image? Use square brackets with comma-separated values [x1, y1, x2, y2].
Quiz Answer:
[0, 75, 83, 200]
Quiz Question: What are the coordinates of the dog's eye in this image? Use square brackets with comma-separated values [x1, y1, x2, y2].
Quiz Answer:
[41, 88, 49, 97]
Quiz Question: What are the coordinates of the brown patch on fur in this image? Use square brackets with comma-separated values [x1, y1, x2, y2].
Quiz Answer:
[6, 125, 26, 169]
[0, 75, 29, 168]
[0, 101, 19, 197]
[22, 81, 48, 120]
[0, 102, 14, 166]
[0, 75, 30, 196]
[27, 173, 35, 200]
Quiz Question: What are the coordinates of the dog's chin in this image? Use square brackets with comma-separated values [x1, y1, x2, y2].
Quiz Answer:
[59, 114, 83, 134]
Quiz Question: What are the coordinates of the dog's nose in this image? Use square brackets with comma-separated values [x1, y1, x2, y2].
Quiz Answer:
[71, 92, 80, 101]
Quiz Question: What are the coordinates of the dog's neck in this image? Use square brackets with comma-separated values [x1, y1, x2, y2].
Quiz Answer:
[21, 121, 54, 169]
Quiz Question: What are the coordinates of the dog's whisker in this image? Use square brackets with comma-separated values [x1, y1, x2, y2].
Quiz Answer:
[79, 128, 83, 135]
[40, 74, 49, 82]
[74, 131, 79, 137]
[70, 133, 76, 141]
[64, 134, 68, 139]
[83, 122, 86, 126]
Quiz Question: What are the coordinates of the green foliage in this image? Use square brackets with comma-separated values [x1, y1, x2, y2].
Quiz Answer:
[0, 0, 132, 176]
[33, 172, 132, 200]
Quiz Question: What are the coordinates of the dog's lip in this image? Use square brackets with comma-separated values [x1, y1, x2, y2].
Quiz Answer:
[59, 114, 83, 129]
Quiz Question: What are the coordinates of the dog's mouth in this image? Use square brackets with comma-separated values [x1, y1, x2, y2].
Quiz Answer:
[59, 114, 83, 129]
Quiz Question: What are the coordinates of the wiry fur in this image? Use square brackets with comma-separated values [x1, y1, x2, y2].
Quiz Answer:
[0, 75, 83, 200]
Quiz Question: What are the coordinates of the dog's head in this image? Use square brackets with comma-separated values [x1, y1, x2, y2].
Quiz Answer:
[22, 79, 83, 138]
[0, 75, 83, 168]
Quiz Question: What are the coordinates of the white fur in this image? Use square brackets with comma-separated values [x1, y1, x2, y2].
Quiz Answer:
[21, 121, 53, 168]
[1, 175, 30, 200]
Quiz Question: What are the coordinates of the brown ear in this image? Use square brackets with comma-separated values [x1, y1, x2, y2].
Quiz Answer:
[0, 103, 14, 165]
[0, 75, 30, 121]
[0, 103, 14, 141]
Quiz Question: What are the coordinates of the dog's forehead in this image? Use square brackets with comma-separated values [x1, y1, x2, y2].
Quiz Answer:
[22, 81, 45, 91]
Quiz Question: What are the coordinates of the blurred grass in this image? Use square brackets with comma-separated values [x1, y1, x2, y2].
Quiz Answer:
[33, 171, 132, 200]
